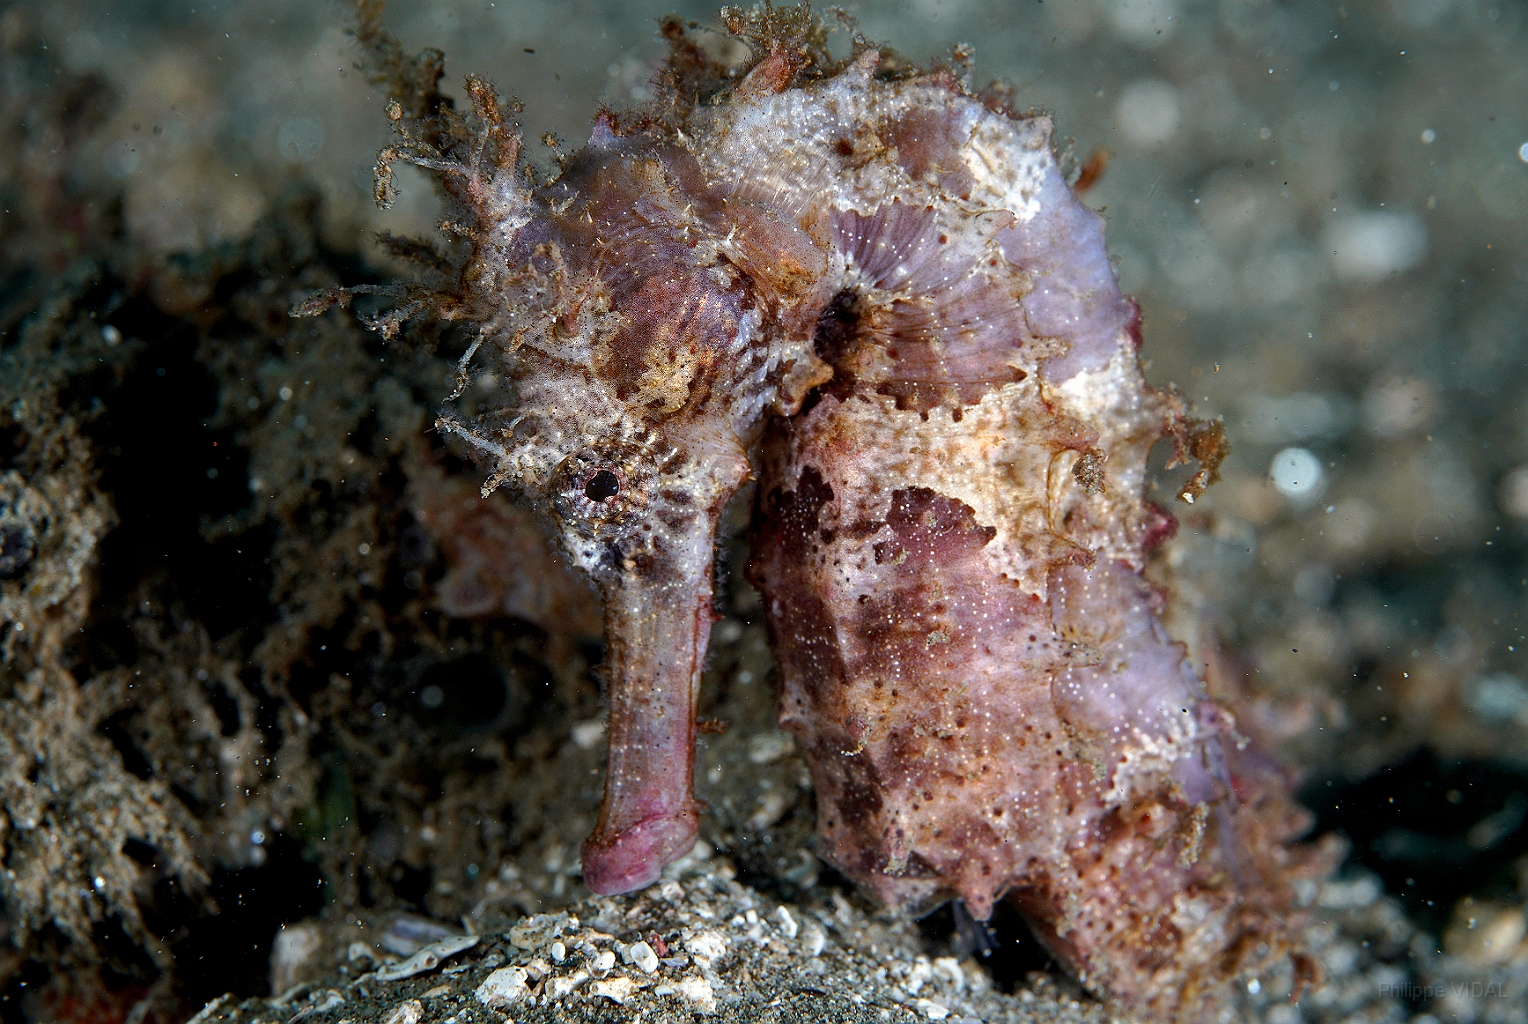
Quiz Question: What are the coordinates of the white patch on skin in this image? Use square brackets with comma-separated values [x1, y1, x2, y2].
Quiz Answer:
[693, 82, 1053, 230]
[1100, 706, 1199, 807]
[785, 381, 1132, 598]
[1051, 345, 1146, 426]
[962, 116, 1051, 225]
[1047, 346, 1169, 567]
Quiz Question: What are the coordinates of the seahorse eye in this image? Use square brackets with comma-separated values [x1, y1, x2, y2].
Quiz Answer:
[584, 469, 622, 502]
[567, 464, 628, 517]
[552, 448, 647, 530]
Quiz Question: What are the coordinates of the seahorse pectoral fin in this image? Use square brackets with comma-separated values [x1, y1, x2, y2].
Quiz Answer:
[580, 543, 715, 895]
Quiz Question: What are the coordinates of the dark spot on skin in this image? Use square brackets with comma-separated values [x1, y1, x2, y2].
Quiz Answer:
[1072, 449, 1106, 495]
[901, 851, 940, 878]
[835, 138, 854, 157]
[835, 770, 885, 831]
[600, 541, 624, 572]
[657, 509, 692, 532]
[585, 469, 621, 502]
[873, 488, 995, 566]
[812, 288, 863, 396]
[1141, 501, 1179, 553]
[765, 466, 834, 539]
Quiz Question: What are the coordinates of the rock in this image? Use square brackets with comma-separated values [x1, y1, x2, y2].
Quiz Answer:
[375, 934, 480, 982]
[270, 923, 325, 997]
[378, 1000, 421, 1024]
[193, 858, 1120, 1024]
[1443, 900, 1528, 969]
[474, 966, 530, 1007]
[626, 940, 658, 974]
[589, 977, 638, 1004]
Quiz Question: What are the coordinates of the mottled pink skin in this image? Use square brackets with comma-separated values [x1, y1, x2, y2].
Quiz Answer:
[517, 150, 767, 892]
[735, 44, 1322, 1024]
[579, 563, 714, 894]
[751, 371, 1315, 1021]
[994, 165, 1140, 383]
[391, 54, 837, 892]
[355, 8, 1323, 1014]
[368, 17, 1160, 898]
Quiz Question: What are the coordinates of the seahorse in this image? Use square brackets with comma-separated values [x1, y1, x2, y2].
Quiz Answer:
[320, 5, 1332, 1018]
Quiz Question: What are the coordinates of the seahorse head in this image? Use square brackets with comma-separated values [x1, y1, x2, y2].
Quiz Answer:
[343, 40, 833, 889]
[447, 125, 829, 891]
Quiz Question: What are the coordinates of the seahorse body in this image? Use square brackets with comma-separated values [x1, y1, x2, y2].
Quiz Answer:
[349, 7, 1327, 1018]
[732, 43, 1320, 1024]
